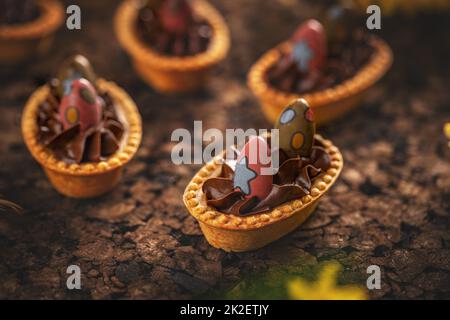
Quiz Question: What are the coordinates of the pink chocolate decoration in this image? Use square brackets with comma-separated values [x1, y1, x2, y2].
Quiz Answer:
[291, 19, 327, 72]
[158, 0, 193, 35]
[59, 78, 102, 132]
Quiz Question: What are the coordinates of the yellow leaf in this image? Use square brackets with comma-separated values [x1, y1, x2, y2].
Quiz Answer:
[287, 262, 368, 300]
[444, 123, 450, 139]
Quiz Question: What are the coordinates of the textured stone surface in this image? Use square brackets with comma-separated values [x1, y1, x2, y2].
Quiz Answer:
[0, 0, 449, 299]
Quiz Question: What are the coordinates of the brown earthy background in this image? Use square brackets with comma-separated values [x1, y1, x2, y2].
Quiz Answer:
[0, 0, 449, 299]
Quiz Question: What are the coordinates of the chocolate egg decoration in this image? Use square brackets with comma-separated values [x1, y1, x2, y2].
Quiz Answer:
[59, 78, 102, 132]
[233, 136, 273, 200]
[290, 19, 327, 73]
[275, 99, 315, 158]
[321, 3, 359, 49]
[158, 0, 192, 35]
[57, 54, 97, 97]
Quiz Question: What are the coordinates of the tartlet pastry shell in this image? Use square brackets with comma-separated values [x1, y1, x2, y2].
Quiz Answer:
[183, 135, 343, 252]
[247, 36, 393, 125]
[0, 0, 64, 63]
[114, 0, 230, 93]
[22, 79, 142, 198]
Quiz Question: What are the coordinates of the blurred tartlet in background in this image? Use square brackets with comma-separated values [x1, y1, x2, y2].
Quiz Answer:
[248, 2, 392, 125]
[22, 55, 142, 198]
[0, 0, 64, 64]
[115, 0, 230, 93]
[352, 0, 450, 15]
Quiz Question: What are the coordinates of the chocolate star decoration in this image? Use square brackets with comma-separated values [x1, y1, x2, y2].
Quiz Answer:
[293, 40, 314, 72]
[233, 156, 257, 196]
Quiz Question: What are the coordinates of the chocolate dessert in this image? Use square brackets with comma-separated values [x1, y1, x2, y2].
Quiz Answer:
[36, 55, 125, 164]
[267, 6, 374, 94]
[0, 0, 40, 25]
[136, 0, 212, 56]
[203, 141, 330, 216]
[183, 98, 343, 251]
[267, 33, 373, 94]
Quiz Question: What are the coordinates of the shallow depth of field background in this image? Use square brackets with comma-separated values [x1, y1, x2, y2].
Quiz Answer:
[0, 0, 449, 299]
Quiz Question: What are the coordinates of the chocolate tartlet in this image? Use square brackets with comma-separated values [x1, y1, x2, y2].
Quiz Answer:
[183, 99, 343, 252]
[0, 0, 40, 25]
[248, 5, 392, 125]
[22, 55, 142, 198]
[0, 0, 63, 63]
[136, 0, 212, 56]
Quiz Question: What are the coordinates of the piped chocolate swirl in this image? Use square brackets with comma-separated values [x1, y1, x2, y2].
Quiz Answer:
[203, 143, 330, 216]
[0, 0, 40, 25]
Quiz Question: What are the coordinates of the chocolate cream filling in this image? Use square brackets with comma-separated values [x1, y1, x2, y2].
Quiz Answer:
[136, 5, 212, 56]
[267, 32, 374, 94]
[37, 79, 125, 164]
[0, 0, 40, 25]
[202, 140, 331, 216]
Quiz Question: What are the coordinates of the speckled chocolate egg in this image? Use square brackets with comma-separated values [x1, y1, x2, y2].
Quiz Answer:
[291, 19, 327, 73]
[59, 78, 102, 132]
[275, 99, 315, 158]
[57, 54, 97, 97]
[233, 136, 273, 200]
[159, 0, 192, 35]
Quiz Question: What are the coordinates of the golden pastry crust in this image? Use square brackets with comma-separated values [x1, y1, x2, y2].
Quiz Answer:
[114, 0, 230, 72]
[0, 0, 64, 39]
[183, 134, 343, 231]
[247, 36, 393, 124]
[22, 79, 142, 176]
